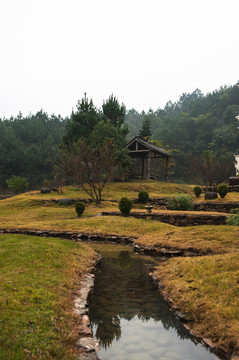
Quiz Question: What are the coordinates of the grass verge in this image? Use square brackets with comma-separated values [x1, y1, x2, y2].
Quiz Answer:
[155, 253, 239, 354]
[0, 234, 96, 360]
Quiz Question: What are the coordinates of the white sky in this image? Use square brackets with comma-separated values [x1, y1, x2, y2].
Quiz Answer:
[0, 0, 239, 118]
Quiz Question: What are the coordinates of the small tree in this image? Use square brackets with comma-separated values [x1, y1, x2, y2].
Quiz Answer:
[138, 191, 149, 203]
[56, 139, 117, 204]
[119, 197, 133, 216]
[194, 185, 202, 198]
[139, 115, 152, 140]
[217, 183, 229, 198]
[6, 175, 29, 194]
[75, 202, 85, 217]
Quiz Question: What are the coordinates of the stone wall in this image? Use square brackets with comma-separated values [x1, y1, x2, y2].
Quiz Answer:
[193, 201, 239, 213]
[102, 211, 228, 226]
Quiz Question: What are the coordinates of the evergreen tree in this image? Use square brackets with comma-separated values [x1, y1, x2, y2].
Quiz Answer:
[63, 94, 100, 145]
[139, 115, 152, 140]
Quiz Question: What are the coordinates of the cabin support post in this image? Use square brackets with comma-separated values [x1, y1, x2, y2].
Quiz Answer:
[141, 156, 145, 179]
[147, 152, 151, 179]
[165, 157, 169, 182]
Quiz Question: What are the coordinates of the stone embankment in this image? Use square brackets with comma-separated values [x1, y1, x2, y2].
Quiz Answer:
[74, 256, 101, 360]
[102, 211, 228, 226]
[149, 271, 233, 360]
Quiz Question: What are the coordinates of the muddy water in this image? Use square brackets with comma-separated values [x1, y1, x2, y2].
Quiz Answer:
[88, 244, 223, 360]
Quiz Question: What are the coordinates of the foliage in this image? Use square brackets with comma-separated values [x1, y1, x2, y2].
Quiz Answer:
[90, 120, 132, 176]
[138, 190, 149, 203]
[75, 201, 85, 217]
[217, 182, 229, 198]
[102, 94, 128, 136]
[139, 115, 152, 140]
[168, 194, 194, 211]
[226, 214, 239, 226]
[63, 95, 99, 145]
[56, 139, 117, 204]
[125, 84, 239, 183]
[6, 175, 29, 193]
[0, 111, 66, 188]
[230, 208, 239, 214]
[193, 185, 202, 198]
[119, 197, 133, 216]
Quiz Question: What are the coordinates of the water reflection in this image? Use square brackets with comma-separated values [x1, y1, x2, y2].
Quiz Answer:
[88, 245, 221, 360]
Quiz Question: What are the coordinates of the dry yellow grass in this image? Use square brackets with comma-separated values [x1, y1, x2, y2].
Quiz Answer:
[155, 253, 239, 353]
[1, 182, 239, 356]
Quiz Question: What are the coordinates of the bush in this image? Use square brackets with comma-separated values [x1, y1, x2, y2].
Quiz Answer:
[217, 183, 229, 198]
[193, 185, 202, 198]
[6, 175, 29, 194]
[230, 208, 239, 214]
[168, 194, 194, 211]
[226, 214, 239, 226]
[75, 202, 85, 217]
[119, 197, 133, 217]
[138, 190, 149, 204]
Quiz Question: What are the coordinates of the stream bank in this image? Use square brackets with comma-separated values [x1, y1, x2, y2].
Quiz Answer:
[0, 228, 237, 359]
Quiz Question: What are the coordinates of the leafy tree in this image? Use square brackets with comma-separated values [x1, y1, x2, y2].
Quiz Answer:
[6, 175, 29, 193]
[56, 139, 117, 204]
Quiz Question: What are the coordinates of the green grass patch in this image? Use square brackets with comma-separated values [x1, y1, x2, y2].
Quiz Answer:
[0, 234, 96, 360]
[156, 252, 239, 351]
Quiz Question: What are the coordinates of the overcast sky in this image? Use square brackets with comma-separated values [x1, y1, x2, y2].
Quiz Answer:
[0, 0, 238, 118]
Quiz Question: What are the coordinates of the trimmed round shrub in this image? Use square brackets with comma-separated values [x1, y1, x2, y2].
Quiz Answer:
[119, 197, 133, 217]
[193, 185, 202, 198]
[138, 190, 149, 204]
[217, 183, 229, 198]
[168, 194, 194, 211]
[75, 202, 85, 217]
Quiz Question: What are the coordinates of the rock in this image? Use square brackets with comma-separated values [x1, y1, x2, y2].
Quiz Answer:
[40, 188, 51, 194]
[78, 352, 100, 360]
[76, 338, 100, 352]
[59, 198, 72, 205]
[175, 311, 192, 322]
[205, 192, 218, 200]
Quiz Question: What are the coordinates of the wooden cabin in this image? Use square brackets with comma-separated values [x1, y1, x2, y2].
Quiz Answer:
[126, 137, 171, 181]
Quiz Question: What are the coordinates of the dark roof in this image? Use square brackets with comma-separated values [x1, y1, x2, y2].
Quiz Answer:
[126, 136, 171, 157]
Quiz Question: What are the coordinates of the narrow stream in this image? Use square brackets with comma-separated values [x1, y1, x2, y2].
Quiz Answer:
[88, 244, 223, 360]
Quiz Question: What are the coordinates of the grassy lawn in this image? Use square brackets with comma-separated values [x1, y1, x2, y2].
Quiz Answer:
[0, 234, 96, 360]
[1, 180, 239, 356]
[156, 253, 239, 353]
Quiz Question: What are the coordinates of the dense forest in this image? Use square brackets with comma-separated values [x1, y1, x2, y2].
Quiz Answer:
[126, 85, 239, 183]
[1, 84, 239, 190]
[0, 111, 66, 188]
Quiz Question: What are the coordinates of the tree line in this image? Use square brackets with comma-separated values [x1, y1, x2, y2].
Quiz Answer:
[1, 84, 239, 191]
[126, 85, 239, 184]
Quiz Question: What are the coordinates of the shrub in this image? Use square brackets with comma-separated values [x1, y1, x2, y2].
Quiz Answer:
[226, 214, 239, 226]
[168, 194, 194, 211]
[193, 185, 202, 198]
[75, 202, 85, 217]
[119, 197, 133, 217]
[138, 190, 149, 204]
[217, 183, 229, 198]
[230, 208, 239, 214]
[6, 175, 29, 194]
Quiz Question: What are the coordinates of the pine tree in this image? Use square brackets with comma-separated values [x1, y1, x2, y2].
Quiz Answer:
[139, 115, 152, 140]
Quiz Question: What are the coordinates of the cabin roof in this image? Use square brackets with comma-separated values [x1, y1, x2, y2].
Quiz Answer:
[126, 136, 171, 157]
